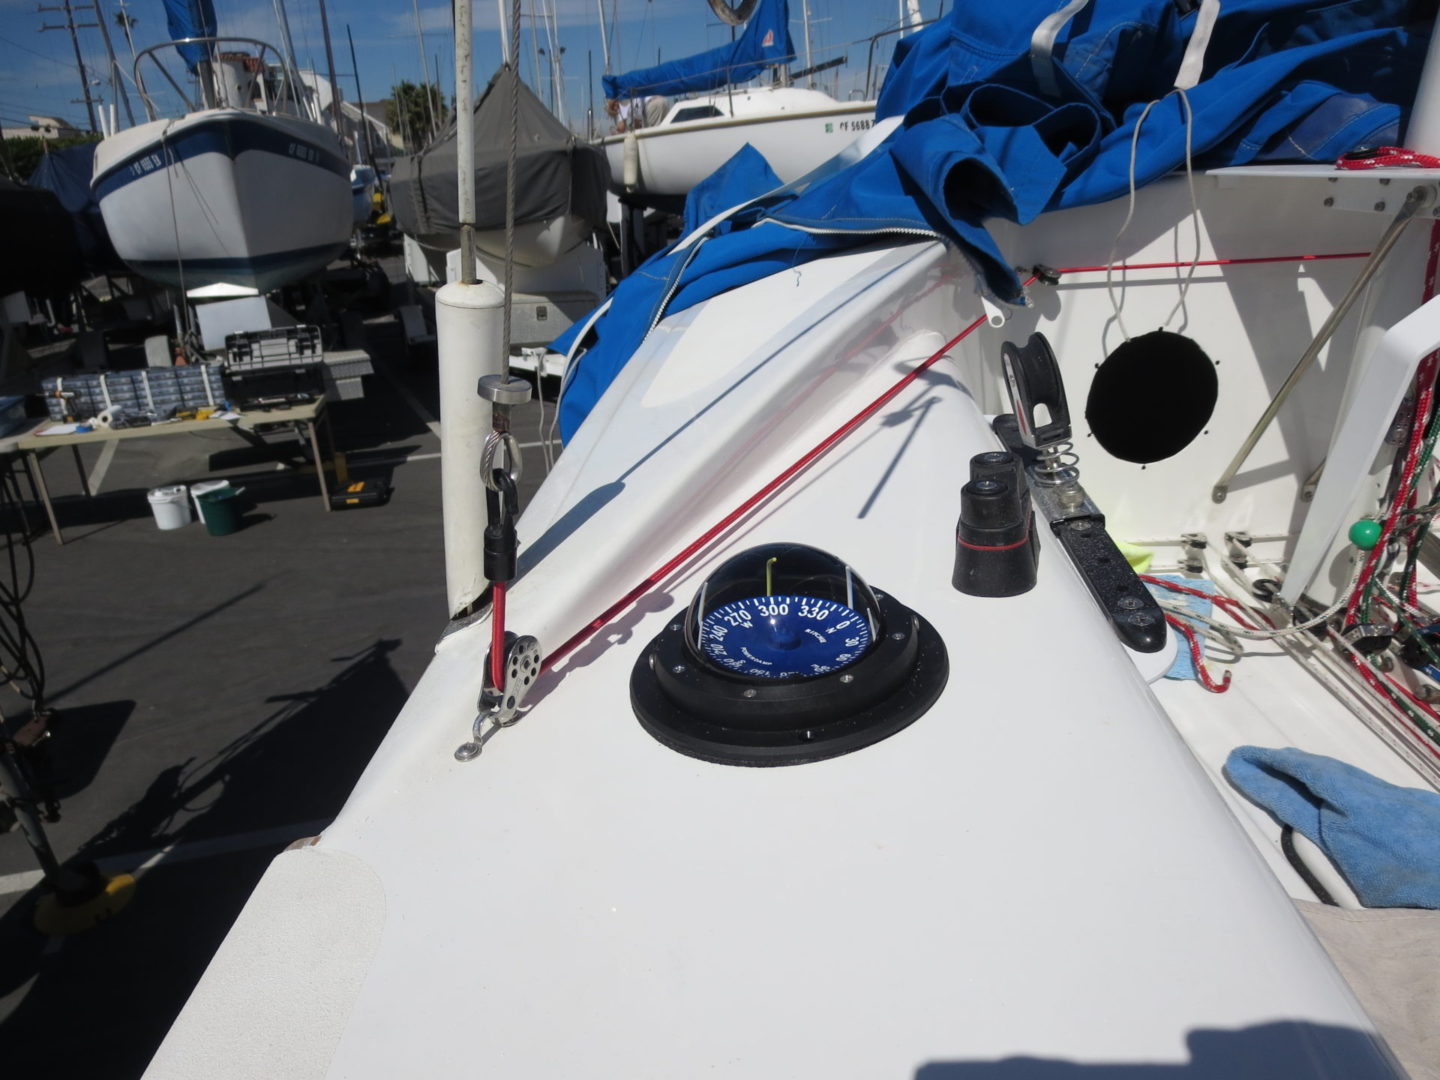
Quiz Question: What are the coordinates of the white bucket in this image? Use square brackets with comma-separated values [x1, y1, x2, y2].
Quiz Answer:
[190, 479, 231, 524]
[148, 485, 192, 530]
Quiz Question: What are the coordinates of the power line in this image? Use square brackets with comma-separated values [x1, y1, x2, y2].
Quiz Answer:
[37, 1, 101, 132]
[0, 31, 71, 63]
[0, 101, 88, 127]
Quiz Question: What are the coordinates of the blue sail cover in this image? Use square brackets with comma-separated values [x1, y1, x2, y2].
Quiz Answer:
[560, 0, 1434, 439]
[163, 0, 218, 72]
[601, 0, 795, 99]
[28, 142, 123, 274]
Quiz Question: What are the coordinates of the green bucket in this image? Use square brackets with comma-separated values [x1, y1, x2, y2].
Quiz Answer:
[196, 486, 246, 537]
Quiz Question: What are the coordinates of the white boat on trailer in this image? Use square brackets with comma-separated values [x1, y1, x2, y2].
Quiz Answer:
[92, 21, 352, 294]
[601, 0, 875, 211]
[601, 84, 874, 205]
[142, 1, 1440, 1077]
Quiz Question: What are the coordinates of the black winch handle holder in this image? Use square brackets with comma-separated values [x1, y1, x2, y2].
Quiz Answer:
[952, 452, 1038, 598]
[1001, 333, 1070, 451]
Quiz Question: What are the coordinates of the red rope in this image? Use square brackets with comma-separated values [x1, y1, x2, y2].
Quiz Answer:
[1342, 361, 1436, 627]
[1051, 252, 1371, 275]
[540, 312, 992, 673]
[1163, 614, 1232, 693]
[1343, 220, 1440, 628]
[1339, 648, 1440, 762]
[1140, 573, 1265, 632]
[490, 581, 508, 689]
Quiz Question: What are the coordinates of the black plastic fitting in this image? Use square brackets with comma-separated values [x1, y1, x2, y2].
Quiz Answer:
[952, 452, 1038, 597]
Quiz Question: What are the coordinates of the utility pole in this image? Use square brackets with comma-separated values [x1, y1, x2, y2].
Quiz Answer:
[38, 0, 99, 133]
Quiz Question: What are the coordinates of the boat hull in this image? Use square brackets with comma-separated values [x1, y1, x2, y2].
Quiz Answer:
[92, 110, 353, 292]
[144, 236, 1402, 1079]
[602, 98, 874, 202]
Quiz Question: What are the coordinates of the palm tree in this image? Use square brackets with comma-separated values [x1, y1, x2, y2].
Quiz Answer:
[114, 3, 139, 62]
[386, 81, 447, 152]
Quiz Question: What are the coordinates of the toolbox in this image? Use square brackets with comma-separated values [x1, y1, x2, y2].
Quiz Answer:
[223, 326, 326, 409]
[330, 479, 391, 510]
[40, 366, 227, 421]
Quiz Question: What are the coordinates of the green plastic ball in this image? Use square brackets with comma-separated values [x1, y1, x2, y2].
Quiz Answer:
[1349, 519, 1382, 550]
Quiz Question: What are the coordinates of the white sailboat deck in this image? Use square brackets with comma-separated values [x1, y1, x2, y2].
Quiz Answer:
[146, 184, 1437, 1073]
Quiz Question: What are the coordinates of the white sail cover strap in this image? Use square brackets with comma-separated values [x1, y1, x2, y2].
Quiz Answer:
[1030, 0, 1092, 99]
[1032, 0, 1222, 97]
[1175, 0, 1222, 90]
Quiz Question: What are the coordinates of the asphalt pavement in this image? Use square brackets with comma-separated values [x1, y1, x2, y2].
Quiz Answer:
[0, 268, 559, 1079]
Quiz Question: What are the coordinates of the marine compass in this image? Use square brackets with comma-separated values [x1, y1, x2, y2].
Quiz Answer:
[631, 543, 948, 766]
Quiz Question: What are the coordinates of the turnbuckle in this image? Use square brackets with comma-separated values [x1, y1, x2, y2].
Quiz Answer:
[454, 372, 539, 763]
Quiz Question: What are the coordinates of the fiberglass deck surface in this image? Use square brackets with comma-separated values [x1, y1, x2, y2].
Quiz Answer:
[0, 265, 556, 1080]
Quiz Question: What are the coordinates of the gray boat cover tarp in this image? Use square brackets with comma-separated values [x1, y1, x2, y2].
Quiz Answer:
[389, 66, 608, 251]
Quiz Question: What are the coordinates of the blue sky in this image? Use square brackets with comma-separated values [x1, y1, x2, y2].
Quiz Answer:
[0, 0, 928, 136]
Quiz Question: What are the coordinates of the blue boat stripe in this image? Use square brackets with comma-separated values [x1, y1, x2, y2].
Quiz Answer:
[124, 242, 349, 278]
[93, 115, 349, 200]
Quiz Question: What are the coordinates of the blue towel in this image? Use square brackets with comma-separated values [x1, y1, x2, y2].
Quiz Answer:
[1145, 575, 1214, 682]
[1225, 746, 1440, 909]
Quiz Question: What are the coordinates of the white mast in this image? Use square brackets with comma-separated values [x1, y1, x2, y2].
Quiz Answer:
[1406, 16, 1440, 154]
[412, 0, 439, 140]
[542, 0, 565, 125]
[456, 0, 476, 283]
[903, 0, 923, 35]
[800, 0, 813, 86]
[594, 0, 609, 72]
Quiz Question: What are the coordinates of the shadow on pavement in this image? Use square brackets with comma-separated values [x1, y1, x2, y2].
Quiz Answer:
[0, 638, 407, 1080]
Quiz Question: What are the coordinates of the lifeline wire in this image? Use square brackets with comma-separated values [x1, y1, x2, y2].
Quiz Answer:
[501, 0, 522, 373]
[1104, 87, 1200, 340]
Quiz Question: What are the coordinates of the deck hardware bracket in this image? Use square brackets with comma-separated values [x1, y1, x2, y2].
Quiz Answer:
[1224, 531, 1252, 568]
[455, 634, 542, 761]
[1180, 532, 1208, 574]
[1300, 459, 1325, 502]
[1386, 390, 1417, 446]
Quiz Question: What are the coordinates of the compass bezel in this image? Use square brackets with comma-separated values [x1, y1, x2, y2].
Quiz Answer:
[631, 589, 948, 767]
